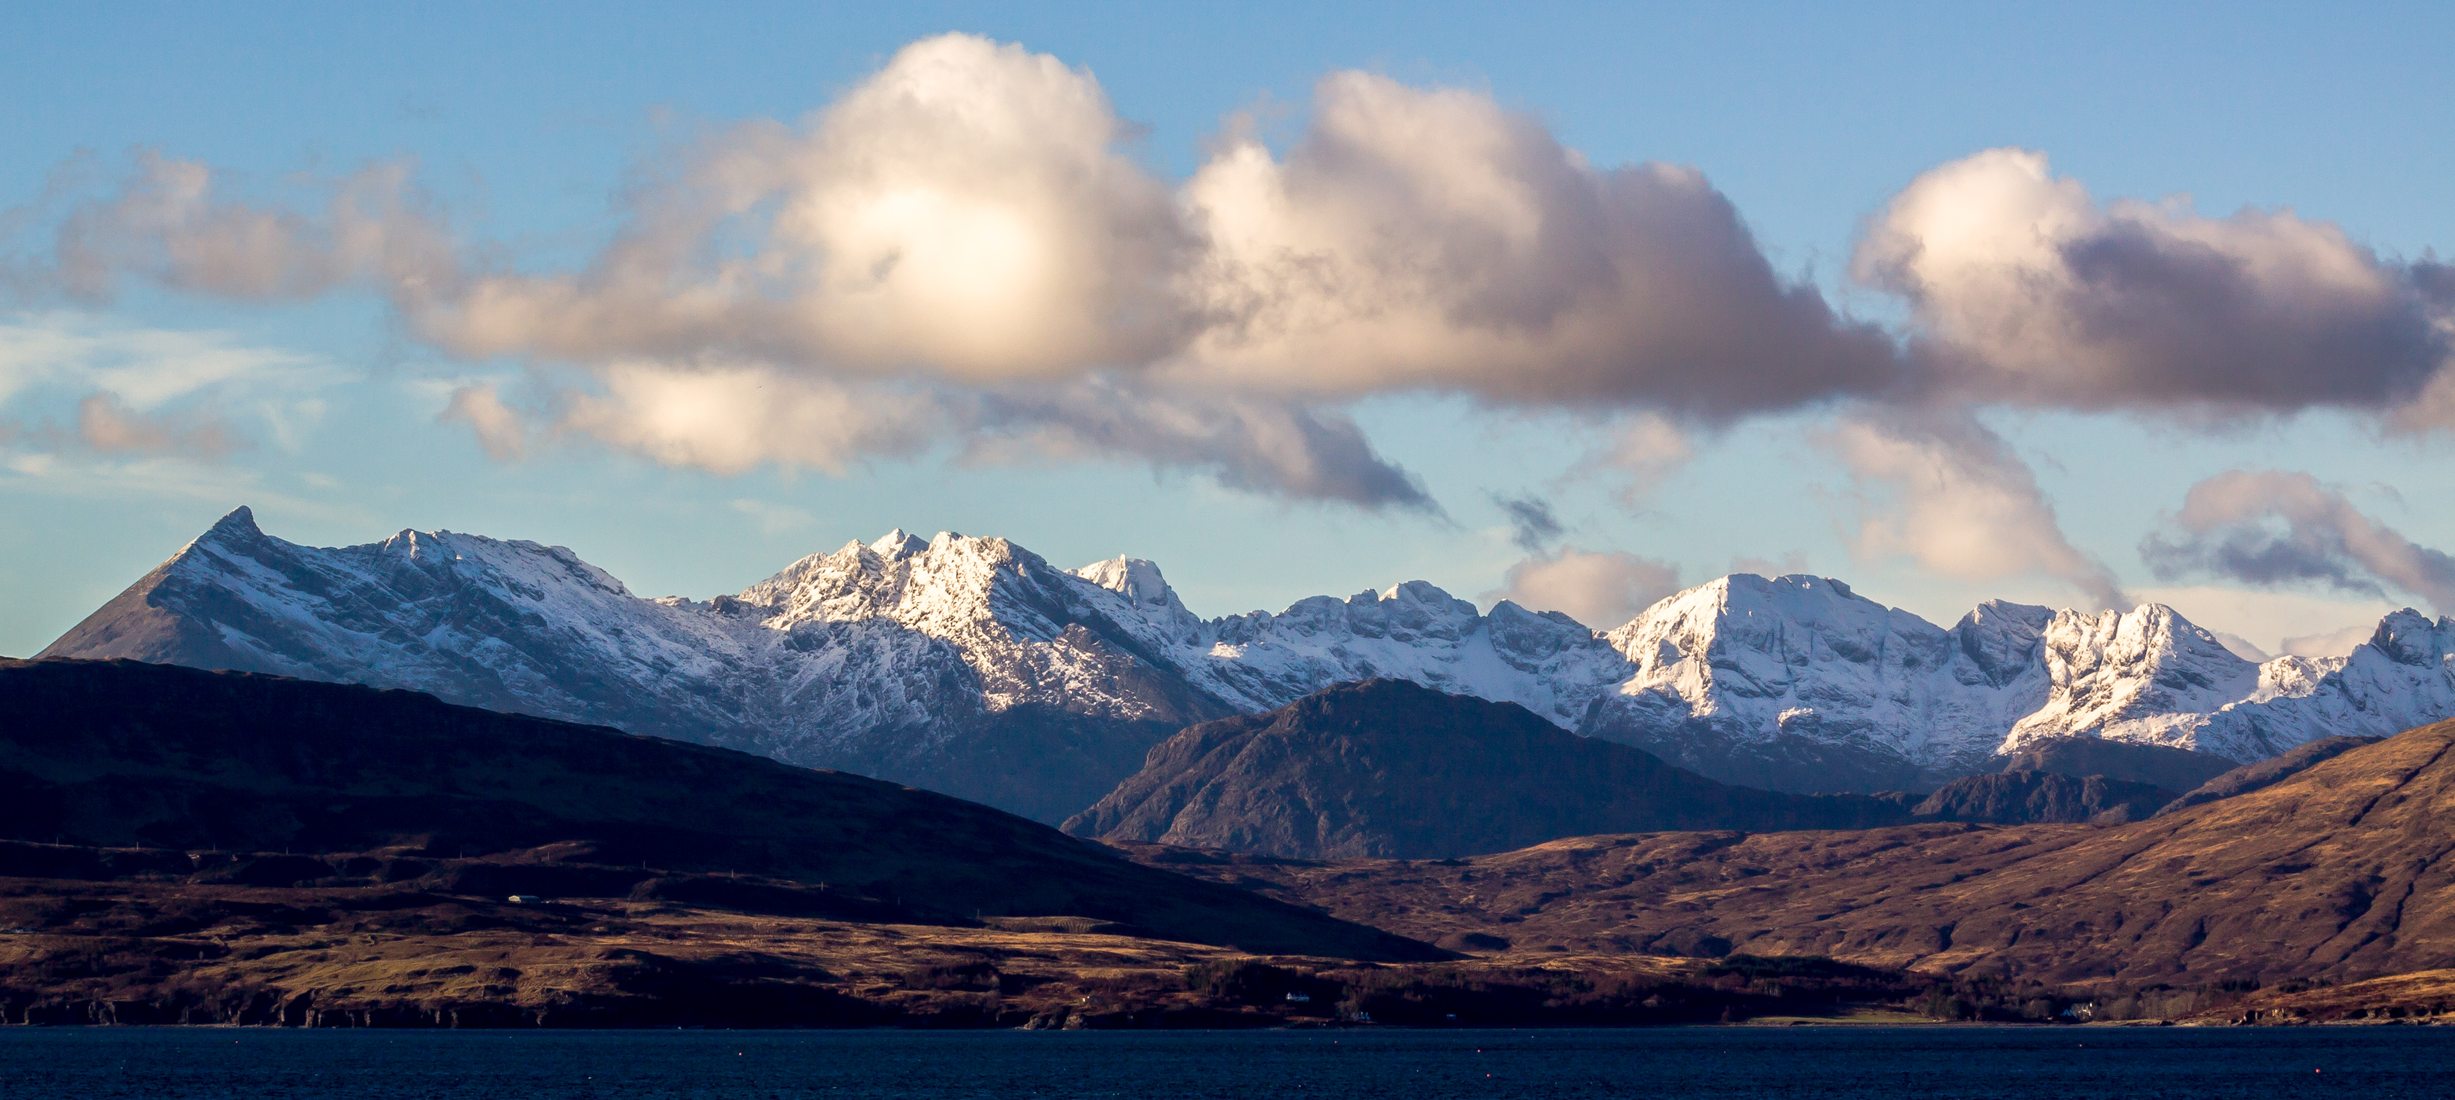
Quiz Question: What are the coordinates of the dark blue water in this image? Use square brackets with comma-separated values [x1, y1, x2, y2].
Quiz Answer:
[0, 1026, 2442, 1098]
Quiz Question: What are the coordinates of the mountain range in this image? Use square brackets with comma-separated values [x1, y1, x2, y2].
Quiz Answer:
[39, 507, 2455, 819]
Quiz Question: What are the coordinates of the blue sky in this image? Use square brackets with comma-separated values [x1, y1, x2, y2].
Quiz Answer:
[5, 1, 2453, 657]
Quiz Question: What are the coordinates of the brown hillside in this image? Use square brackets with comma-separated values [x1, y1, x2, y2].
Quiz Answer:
[1148, 719, 2455, 986]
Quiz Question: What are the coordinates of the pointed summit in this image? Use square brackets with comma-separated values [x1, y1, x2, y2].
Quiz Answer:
[199, 505, 262, 544]
[868, 528, 927, 558]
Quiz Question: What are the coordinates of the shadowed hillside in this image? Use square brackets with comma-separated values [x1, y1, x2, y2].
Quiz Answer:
[1067, 680, 1910, 859]
[0, 658, 1432, 962]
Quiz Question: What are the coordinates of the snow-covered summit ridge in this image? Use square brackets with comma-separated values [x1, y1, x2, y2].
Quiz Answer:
[1590, 573, 2455, 769]
[42, 509, 2455, 799]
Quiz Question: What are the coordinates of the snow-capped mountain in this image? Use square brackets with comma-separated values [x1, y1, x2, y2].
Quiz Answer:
[1579, 577, 2060, 790]
[39, 509, 1621, 820]
[1578, 576, 2455, 789]
[39, 507, 2455, 812]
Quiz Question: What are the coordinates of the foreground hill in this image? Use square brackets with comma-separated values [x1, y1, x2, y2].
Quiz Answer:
[1066, 681, 1908, 859]
[0, 660, 2038, 1028]
[2157, 735, 2384, 815]
[0, 658, 1428, 962]
[1149, 719, 2455, 986]
[41, 508, 2455, 812]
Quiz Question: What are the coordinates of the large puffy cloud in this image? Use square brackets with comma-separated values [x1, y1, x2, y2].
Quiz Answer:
[417, 46, 1902, 414]
[1821, 409, 2125, 609]
[420, 34, 1189, 381]
[369, 36, 1909, 503]
[1490, 547, 1681, 629]
[2141, 469, 2455, 612]
[1176, 72, 1902, 412]
[1859, 148, 2455, 418]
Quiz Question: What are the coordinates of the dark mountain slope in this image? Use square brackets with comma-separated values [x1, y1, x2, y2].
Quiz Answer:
[1065, 680, 1910, 860]
[2158, 735, 2385, 815]
[1159, 718, 2455, 985]
[1911, 770, 2177, 825]
[1997, 738, 2237, 791]
[0, 658, 1432, 961]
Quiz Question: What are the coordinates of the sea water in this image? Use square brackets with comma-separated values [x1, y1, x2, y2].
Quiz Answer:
[0, 1026, 2439, 1098]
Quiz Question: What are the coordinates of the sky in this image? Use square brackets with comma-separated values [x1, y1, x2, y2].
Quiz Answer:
[4, 1, 2454, 659]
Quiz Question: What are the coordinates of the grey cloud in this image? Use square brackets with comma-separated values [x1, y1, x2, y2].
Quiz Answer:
[1491, 493, 1563, 551]
[962, 380, 1437, 511]
[1178, 73, 1904, 415]
[1861, 148, 2455, 422]
[2142, 469, 2455, 611]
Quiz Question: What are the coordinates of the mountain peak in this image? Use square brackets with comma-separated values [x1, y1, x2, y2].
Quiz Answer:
[2367, 608, 2453, 665]
[2046, 602, 2244, 668]
[1073, 555, 1183, 612]
[868, 528, 928, 558]
[1375, 579, 1465, 607]
[197, 505, 262, 545]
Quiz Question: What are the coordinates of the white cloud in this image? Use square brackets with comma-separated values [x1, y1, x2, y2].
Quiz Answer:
[1821, 409, 2124, 609]
[13, 40, 2455, 531]
[555, 362, 943, 476]
[1489, 547, 1681, 629]
[437, 383, 528, 461]
[2279, 622, 2381, 659]
[419, 34, 1188, 382]
[1600, 411, 1696, 501]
